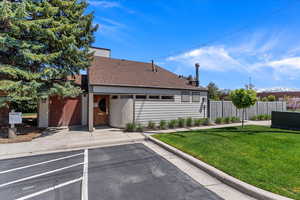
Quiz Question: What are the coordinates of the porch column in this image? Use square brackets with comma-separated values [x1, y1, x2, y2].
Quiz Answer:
[88, 92, 94, 132]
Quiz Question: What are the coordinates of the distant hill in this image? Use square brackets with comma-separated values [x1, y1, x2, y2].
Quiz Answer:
[256, 87, 299, 93]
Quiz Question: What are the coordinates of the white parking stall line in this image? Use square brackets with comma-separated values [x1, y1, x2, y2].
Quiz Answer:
[16, 177, 83, 200]
[81, 149, 88, 200]
[0, 152, 84, 175]
[0, 162, 83, 188]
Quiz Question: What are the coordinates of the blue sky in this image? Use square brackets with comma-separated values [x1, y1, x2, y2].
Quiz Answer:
[87, 0, 300, 90]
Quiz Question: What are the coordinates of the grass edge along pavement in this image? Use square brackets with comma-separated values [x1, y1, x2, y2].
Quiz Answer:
[153, 125, 300, 200]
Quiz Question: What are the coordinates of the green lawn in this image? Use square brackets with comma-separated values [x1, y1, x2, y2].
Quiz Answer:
[153, 125, 300, 199]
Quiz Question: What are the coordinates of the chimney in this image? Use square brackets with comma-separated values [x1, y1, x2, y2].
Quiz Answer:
[151, 60, 157, 72]
[195, 63, 200, 87]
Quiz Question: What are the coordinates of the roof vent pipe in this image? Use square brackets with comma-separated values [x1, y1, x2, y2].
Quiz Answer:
[195, 63, 200, 87]
[152, 60, 157, 72]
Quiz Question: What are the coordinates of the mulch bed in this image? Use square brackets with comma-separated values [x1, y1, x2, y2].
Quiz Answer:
[0, 125, 44, 144]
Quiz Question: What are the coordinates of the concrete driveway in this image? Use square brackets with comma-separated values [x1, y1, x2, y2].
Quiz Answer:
[0, 143, 223, 200]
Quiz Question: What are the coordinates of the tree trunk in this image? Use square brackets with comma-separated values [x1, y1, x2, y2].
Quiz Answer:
[242, 108, 245, 128]
[8, 127, 17, 138]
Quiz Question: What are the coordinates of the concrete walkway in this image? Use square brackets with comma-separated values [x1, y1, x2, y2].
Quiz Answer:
[144, 141, 256, 200]
[0, 120, 270, 160]
[0, 127, 145, 160]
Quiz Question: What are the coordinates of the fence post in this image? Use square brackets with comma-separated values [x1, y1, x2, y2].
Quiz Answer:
[221, 100, 224, 118]
[207, 98, 211, 119]
[256, 102, 258, 116]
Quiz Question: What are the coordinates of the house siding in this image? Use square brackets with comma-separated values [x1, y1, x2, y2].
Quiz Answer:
[135, 94, 208, 125]
[92, 85, 208, 126]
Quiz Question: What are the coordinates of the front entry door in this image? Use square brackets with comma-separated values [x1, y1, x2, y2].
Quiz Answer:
[94, 95, 109, 126]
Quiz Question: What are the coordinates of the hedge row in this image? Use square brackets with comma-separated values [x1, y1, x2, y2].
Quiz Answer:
[215, 117, 241, 125]
[125, 117, 213, 132]
[250, 114, 271, 121]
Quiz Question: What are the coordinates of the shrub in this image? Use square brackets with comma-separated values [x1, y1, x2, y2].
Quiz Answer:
[159, 120, 167, 129]
[203, 118, 212, 126]
[224, 117, 231, 124]
[258, 115, 265, 120]
[267, 95, 276, 101]
[168, 120, 177, 129]
[194, 118, 202, 126]
[178, 118, 185, 128]
[136, 124, 144, 132]
[186, 117, 193, 127]
[147, 121, 156, 129]
[263, 114, 271, 120]
[231, 117, 241, 123]
[215, 117, 224, 124]
[125, 123, 136, 132]
[250, 116, 258, 121]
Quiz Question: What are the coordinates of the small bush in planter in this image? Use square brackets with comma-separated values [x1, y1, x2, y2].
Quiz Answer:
[186, 117, 193, 127]
[147, 121, 156, 129]
[250, 116, 258, 121]
[224, 117, 231, 124]
[168, 120, 177, 129]
[203, 118, 212, 126]
[159, 120, 167, 129]
[230, 117, 239, 123]
[215, 117, 224, 124]
[231, 116, 240, 123]
[178, 118, 185, 128]
[125, 123, 136, 132]
[258, 115, 264, 120]
[263, 114, 271, 120]
[136, 124, 144, 132]
[194, 118, 202, 126]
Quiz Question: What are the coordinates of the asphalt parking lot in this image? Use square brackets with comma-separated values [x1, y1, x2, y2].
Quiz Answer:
[0, 143, 223, 200]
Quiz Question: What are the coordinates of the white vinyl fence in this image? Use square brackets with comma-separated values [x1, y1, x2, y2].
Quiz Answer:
[209, 101, 287, 120]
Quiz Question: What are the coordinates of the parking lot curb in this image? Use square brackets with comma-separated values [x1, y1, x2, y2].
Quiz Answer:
[0, 137, 145, 160]
[146, 135, 292, 200]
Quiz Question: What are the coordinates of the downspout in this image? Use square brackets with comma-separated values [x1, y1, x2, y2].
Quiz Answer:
[133, 95, 136, 124]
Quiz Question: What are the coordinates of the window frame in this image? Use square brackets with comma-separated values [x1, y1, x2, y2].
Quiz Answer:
[192, 91, 201, 102]
[161, 95, 175, 101]
[181, 91, 190, 102]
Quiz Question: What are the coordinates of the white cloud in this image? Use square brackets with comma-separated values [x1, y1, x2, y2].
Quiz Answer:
[88, 1, 120, 8]
[167, 46, 241, 71]
[166, 31, 300, 81]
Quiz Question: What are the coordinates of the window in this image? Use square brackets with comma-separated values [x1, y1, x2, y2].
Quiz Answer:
[192, 92, 200, 102]
[181, 91, 190, 102]
[112, 96, 118, 99]
[149, 95, 160, 100]
[120, 95, 133, 99]
[98, 98, 106, 112]
[136, 95, 147, 99]
[161, 96, 174, 100]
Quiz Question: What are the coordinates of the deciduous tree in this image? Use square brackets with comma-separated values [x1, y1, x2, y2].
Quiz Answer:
[230, 89, 257, 127]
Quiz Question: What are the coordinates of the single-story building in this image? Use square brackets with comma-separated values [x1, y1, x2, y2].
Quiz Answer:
[39, 47, 208, 131]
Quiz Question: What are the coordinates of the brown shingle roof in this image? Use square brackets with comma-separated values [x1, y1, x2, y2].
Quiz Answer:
[88, 57, 206, 90]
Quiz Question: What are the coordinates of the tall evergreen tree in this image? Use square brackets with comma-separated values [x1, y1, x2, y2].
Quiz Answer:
[0, 0, 98, 110]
